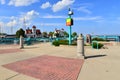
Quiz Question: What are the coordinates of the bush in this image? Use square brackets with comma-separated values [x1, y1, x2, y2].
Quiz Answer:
[92, 42, 104, 49]
[59, 40, 69, 45]
[52, 40, 86, 46]
[52, 41, 60, 46]
[92, 38, 106, 41]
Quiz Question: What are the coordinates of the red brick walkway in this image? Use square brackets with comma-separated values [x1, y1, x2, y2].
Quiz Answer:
[3, 55, 84, 80]
[0, 48, 23, 54]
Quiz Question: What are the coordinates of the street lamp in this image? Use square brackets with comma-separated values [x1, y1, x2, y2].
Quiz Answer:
[68, 8, 73, 15]
[66, 8, 74, 45]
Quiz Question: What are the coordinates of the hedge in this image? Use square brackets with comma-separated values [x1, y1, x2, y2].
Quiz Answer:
[92, 42, 104, 49]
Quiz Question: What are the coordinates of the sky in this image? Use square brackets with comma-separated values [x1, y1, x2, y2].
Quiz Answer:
[0, 0, 120, 35]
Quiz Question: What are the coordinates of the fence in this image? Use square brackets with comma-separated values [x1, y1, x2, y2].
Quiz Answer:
[0, 37, 71, 45]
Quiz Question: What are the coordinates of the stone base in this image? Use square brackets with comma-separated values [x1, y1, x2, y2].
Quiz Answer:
[20, 46, 24, 49]
[77, 53, 85, 59]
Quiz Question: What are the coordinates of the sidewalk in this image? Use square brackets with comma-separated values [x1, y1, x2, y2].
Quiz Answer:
[0, 43, 120, 80]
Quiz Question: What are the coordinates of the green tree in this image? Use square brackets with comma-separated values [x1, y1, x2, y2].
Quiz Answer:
[64, 31, 69, 37]
[42, 32, 48, 37]
[16, 28, 25, 38]
[72, 32, 77, 37]
[48, 32, 54, 37]
[54, 33, 59, 38]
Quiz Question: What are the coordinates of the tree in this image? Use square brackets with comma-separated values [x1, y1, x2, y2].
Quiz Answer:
[48, 32, 54, 37]
[42, 32, 48, 37]
[54, 33, 59, 38]
[64, 31, 69, 37]
[16, 28, 25, 38]
[72, 32, 77, 37]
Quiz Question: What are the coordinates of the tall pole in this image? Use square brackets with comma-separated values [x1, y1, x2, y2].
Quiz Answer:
[23, 17, 26, 31]
[11, 19, 13, 34]
[69, 26, 72, 45]
[67, 8, 73, 45]
[69, 15, 72, 45]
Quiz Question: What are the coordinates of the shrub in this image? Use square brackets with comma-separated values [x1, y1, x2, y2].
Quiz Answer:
[92, 42, 104, 49]
[92, 37, 106, 41]
[52, 40, 60, 46]
[52, 40, 87, 46]
[59, 40, 69, 45]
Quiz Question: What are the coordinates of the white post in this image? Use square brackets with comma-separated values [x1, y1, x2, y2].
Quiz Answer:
[77, 34, 85, 59]
[20, 35, 24, 49]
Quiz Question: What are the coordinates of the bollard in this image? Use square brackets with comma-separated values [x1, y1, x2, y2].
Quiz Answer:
[20, 35, 24, 49]
[77, 34, 85, 59]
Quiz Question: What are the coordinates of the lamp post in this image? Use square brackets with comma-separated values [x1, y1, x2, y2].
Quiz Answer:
[66, 8, 73, 45]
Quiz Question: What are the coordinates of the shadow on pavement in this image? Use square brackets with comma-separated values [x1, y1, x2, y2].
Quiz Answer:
[23, 47, 38, 49]
[85, 54, 107, 59]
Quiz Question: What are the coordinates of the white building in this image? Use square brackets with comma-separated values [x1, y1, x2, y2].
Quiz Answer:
[26, 25, 41, 38]
[53, 28, 65, 38]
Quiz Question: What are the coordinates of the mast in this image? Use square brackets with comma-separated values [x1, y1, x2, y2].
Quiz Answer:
[23, 17, 26, 31]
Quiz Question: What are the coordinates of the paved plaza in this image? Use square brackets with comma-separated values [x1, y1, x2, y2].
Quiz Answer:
[0, 43, 120, 80]
[3, 55, 84, 80]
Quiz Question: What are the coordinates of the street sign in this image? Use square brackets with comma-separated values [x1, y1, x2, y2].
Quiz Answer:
[66, 18, 73, 26]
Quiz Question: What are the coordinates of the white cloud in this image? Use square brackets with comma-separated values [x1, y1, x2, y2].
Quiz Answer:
[42, 15, 66, 19]
[6, 20, 17, 27]
[39, 23, 64, 27]
[77, 6, 92, 14]
[26, 10, 39, 18]
[74, 16, 103, 21]
[0, 22, 4, 26]
[0, 10, 39, 28]
[19, 10, 39, 28]
[0, 16, 17, 27]
[0, 10, 40, 33]
[52, 0, 75, 12]
[41, 2, 51, 9]
[20, 10, 39, 22]
[8, 0, 39, 6]
[0, 0, 5, 4]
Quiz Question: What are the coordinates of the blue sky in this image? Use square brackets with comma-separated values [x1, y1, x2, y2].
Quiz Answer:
[0, 0, 120, 35]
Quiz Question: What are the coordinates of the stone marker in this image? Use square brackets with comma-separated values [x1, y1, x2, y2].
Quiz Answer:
[77, 34, 85, 59]
[20, 35, 24, 49]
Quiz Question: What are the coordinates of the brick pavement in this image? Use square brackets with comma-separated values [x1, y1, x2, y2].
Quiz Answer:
[3, 55, 84, 80]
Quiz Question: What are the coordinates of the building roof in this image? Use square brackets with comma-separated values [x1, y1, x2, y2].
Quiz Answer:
[36, 29, 41, 34]
[26, 29, 32, 34]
